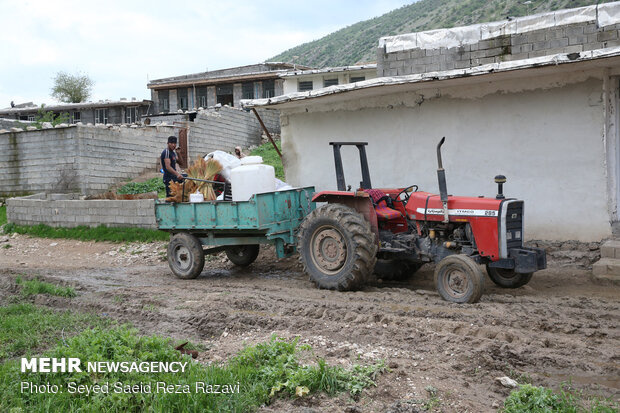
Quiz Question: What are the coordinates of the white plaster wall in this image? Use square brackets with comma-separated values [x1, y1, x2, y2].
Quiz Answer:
[280, 74, 610, 242]
[282, 69, 378, 94]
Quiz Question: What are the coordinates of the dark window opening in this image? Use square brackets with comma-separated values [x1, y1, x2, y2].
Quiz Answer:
[323, 78, 338, 87]
[197, 87, 207, 108]
[216, 84, 233, 106]
[350, 76, 365, 83]
[72, 112, 81, 124]
[177, 88, 188, 110]
[242, 82, 254, 99]
[159, 90, 170, 112]
[126, 107, 139, 123]
[95, 108, 108, 124]
[262, 80, 275, 98]
[298, 80, 313, 92]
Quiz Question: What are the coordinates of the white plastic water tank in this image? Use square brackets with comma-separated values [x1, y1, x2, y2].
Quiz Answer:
[230, 156, 275, 201]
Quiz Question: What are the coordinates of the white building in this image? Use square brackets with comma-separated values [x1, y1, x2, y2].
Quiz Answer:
[280, 64, 378, 95]
[245, 3, 620, 242]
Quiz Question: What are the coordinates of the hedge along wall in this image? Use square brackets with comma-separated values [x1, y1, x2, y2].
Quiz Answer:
[6, 193, 157, 229]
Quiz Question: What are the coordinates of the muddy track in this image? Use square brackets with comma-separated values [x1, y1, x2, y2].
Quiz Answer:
[1, 237, 619, 412]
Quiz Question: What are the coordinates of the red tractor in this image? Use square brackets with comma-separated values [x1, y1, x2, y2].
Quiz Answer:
[297, 138, 546, 303]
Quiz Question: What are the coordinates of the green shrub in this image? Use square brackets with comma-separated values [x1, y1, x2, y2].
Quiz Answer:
[502, 384, 619, 413]
[117, 178, 166, 196]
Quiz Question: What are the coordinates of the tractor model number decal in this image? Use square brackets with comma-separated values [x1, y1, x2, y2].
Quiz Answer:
[416, 208, 498, 217]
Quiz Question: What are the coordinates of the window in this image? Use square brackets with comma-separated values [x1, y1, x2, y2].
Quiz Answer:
[298, 80, 313, 92]
[197, 87, 207, 108]
[177, 88, 188, 110]
[323, 78, 338, 87]
[262, 80, 275, 98]
[242, 82, 254, 99]
[72, 112, 81, 124]
[350, 76, 365, 83]
[126, 107, 138, 123]
[27, 115, 35, 122]
[159, 90, 170, 112]
[95, 108, 108, 124]
[216, 84, 233, 106]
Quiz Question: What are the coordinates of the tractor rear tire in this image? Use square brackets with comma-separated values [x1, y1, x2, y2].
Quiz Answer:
[434, 255, 485, 304]
[374, 259, 422, 281]
[486, 265, 533, 288]
[226, 245, 260, 267]
[167, 233, 205, 279]
[298, 204, 377, 291]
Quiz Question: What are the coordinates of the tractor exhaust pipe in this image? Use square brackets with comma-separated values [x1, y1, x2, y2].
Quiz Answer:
[436, 137, 449, 223]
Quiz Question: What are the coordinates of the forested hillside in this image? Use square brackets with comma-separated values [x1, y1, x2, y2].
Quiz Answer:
[270, 0, 615, 67]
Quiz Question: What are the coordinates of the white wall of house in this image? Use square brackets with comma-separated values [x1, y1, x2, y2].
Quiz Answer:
[277, 70, 612, 242]
[282, 69, 378, 95]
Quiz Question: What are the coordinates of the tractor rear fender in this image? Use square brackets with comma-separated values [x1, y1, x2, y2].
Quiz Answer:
[312, 191, 379, 247]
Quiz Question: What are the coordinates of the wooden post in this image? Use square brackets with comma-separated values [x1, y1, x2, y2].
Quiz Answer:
[251, 108, 282, 159]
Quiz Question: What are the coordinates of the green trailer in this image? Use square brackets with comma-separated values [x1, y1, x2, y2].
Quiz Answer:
[155, 187, 315, 279]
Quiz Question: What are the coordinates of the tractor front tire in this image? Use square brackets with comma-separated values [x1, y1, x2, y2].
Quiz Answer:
[374, 259, 422, 281]
[167, 233, 205, 279]
[434, 255, 485, 304]
[298, 204, 377, 291]
[226, 245, 260, 267]
[486, 265, 533, 288]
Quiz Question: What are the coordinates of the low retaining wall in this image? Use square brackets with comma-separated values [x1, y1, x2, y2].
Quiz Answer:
[7, 193, 157, 229]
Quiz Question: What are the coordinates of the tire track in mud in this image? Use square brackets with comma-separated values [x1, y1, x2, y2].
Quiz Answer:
[4, 261, 619, 411]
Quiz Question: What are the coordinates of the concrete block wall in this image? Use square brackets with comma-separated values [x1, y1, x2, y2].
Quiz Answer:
[378, 21, 620, 76]
[7, 193, 157, 229]
[1, 126, 82, 196]
[188, 106, 264, 158]
[0, 124, 175, 197]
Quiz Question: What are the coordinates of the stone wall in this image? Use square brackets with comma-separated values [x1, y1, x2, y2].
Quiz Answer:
[7, 193, 156, 229]
[378, 4, 620, 76]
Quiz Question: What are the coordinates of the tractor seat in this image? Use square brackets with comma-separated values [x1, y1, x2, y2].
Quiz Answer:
[363, 189, 402, 221]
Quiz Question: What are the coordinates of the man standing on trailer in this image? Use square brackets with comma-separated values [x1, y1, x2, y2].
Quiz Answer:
[161, 136, 184, 197]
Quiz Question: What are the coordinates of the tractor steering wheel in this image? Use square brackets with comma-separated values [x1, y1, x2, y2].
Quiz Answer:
[395, 185, 418, 205]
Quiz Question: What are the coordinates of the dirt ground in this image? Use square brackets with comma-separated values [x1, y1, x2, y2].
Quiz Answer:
[0, 233, 619, 412]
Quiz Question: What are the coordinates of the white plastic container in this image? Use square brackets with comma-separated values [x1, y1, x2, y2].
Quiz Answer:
[230, 156, 275, 201]
[189, 192, 204, 203]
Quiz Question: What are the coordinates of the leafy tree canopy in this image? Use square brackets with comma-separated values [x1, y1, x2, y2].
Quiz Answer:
[51, 71, 94, 103]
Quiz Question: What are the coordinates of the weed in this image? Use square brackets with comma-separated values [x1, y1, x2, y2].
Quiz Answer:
[113, 295, 125, 304]
[3, 243, 11, 249]
[3, 223, 169, 243]
[16, 277, 76, 298]
[0, 302, 103, 360]
[502, 383, 619, 412]
[423, 385, 441, 411]
[0, 328, 385, 412]
[142, 303, 156, 312]
[117, 177, 166, 197]
[0, 205, 6, 227]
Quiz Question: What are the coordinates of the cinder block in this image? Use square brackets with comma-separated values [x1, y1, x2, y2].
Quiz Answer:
[598, 30, 618, 42]
[569, 35, 588, 45]
[545, 28, 565, 41]
[549, 38, 569, 49]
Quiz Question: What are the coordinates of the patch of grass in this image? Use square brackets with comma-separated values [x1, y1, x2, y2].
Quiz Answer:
[16, 276, 76, 298]
[0, 302, 104, 360]
[502, 384, 619, 413]
[0, 327, 385, 412]
[0, 205, 6, 227]
[117, 177, 166, 198]
[3, 222, 169, 243]
[250, 141, 284, 180]
[423, 385, 441, 411]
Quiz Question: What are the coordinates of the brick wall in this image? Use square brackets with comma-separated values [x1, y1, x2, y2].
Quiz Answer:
[378, 7, 620, 76]
[7, 193, 157, 229]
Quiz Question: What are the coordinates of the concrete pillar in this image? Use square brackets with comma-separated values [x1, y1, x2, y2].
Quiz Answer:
[233, 83, 242, 107]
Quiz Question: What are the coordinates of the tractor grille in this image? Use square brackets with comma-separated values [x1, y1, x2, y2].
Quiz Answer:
[505, 201, 524, 249]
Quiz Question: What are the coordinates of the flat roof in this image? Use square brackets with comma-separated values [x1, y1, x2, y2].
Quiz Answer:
[242, 46, 620, 109]
[0, 99, 152, 114]
[279, 63, 377, 77]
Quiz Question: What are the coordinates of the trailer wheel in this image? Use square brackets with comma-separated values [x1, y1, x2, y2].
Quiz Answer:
[298, 204, 377, 291]
[374, 259, 422, 281]
[486, 265, 533, 288]
[167, 233, 205, 279]
[225, 245, 260, 267]
[434, 255, 485, 303]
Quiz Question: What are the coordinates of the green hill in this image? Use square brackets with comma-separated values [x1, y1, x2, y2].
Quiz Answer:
[269, 0, 616, 68]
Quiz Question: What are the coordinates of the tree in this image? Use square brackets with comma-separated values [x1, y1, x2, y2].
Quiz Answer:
[51, 71, 94, 103]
